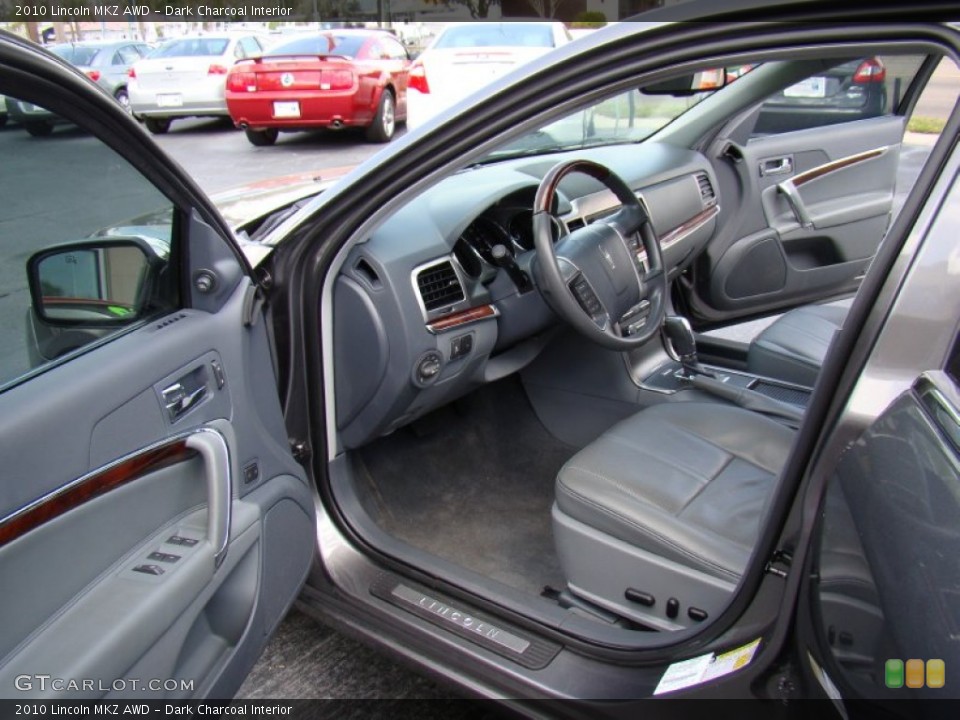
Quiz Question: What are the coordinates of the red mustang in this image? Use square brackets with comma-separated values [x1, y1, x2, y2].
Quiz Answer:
[226, 29, 410, 146]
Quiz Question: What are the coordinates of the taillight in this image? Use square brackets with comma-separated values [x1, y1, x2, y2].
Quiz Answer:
[227, 71, 258, 93]
[208, 63, 229, 76]
[127, 67, 136, 79]
[320, 69, 353, 91]
[409, 62, 429, 94]
[853, 57, 886, 83]
[85, 69, 101, 82]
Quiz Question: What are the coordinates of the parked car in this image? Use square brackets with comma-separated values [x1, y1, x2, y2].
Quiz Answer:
[4, 40, 150, 136]
[406, 21, 571, 129]
[226, 29, 410, 146]
[128, 33, 267, 134]
[0, 92, 6, 127]
[1, 4, 959, 713]
[755, 56, 889, 133]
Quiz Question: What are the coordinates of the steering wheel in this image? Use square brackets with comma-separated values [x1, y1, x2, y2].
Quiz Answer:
[532, 160, 667, 350]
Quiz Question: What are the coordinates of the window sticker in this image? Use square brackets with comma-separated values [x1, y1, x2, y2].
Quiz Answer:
[654, 639, 761, 695]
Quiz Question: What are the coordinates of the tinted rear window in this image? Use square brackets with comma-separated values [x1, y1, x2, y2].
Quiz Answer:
[50, 45, 103, 66]
[151, 38, 230, 58]
[267, 35, 366, 59]
[434, 25, 555, 49]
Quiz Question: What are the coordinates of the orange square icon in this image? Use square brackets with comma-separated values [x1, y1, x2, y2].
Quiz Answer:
[905, 659, 925, 688]
[927, 659, 945, 689]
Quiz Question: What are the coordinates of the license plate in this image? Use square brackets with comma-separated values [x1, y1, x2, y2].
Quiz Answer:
[156, 93, 183, 108]
[783, 77, 827, 98]
[273, 101, 301, 118]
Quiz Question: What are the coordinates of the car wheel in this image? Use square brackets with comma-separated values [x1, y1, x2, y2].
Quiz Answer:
[0, 114, 7, 128]
[245, 128, 279, 147]
[114, 88, 131, 113]
[366, 89, 395, 143]
[144, 117, 171, 135]
[24, 121, 53, 137]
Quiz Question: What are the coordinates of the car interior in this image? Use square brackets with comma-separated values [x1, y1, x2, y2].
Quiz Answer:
[313, 46, 953, 648]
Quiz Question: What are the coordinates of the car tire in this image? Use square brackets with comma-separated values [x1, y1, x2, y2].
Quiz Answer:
[245, 128, 279, 147]
[114, 88, 131, 113]
[144, 117, 171, 135]
[0, 114, 7, 128]
[366, 89, 396, 143]
[24, 121, 53, 137]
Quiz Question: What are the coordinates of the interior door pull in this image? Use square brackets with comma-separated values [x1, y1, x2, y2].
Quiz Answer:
[761, 157, 794, 176]
[162, 380, 207, 421]
[777, 180, 815, 229]
[186, 429, 232, 569]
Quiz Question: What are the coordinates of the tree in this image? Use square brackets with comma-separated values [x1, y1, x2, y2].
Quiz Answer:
[526, 0, 563, 18]
[424, 0, 501, 19]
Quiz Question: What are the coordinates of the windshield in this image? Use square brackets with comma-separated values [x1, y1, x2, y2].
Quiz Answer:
[50, 45, 102, 66]
[482, 86, 714, 162]
[267, 34, 366, 58]
[150, 38, 230, 58]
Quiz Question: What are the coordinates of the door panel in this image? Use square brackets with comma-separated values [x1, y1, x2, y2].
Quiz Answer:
[0, 38, 314, 699]
[686, 116, 905, 322]
[695, 115, 904, 321]
[0, 282, 316, 699]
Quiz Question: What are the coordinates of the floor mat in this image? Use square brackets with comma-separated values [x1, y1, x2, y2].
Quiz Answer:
[355, 378, 577, 596]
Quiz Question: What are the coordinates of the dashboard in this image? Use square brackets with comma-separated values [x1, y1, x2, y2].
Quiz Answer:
[331, 142, 720, 449]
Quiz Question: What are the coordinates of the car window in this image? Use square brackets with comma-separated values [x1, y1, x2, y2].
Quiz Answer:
[434, 24, 557, 49]
[266, 34, 367, 59]
[151, 38, 230, 58]
[753, 54, 927, 136]
[114, 46, 140, 66]
[239, 37, 262, 58]
[482, 85, 714, 163]
[381, 36, 408, 61]
[49, 44, 102, 66]
[0, 91, 177, 391]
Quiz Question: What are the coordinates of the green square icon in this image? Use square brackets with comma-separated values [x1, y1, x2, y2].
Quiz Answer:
[886, 659, 905, 688]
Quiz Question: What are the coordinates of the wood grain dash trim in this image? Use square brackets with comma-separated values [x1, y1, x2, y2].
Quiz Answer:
[427, 304, 497, 334]
[792, 148, 886, 187]
[658, 204, 720, 249]
[0, 440, 197, 549]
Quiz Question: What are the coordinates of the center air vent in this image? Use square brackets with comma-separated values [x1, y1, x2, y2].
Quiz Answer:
[696, 173, 716, 205]
[416, 260, 465, 312]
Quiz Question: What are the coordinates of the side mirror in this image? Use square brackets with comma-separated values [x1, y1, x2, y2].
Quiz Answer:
[27, 238, 162, 326]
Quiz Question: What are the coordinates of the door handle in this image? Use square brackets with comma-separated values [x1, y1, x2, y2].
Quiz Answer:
[761, 156, 794, 176]
[186, 429, 232, 569]
[162, 380, 207, 421]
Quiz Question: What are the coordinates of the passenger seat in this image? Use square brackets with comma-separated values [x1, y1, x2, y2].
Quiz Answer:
[747, 304, 848, 387]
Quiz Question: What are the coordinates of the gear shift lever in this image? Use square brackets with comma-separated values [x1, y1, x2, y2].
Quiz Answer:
[662, 316, 712, 377]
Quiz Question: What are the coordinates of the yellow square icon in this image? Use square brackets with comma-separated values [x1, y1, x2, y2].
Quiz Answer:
[927, 659, 945, 689]
[906, 659, 925, 688]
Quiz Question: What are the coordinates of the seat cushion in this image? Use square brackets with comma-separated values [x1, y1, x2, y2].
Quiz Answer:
[748, 304, 848, 387]
[555, 402, 794, 582]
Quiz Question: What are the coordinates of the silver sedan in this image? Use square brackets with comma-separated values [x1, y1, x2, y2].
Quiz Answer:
[128, 33, 267, 135]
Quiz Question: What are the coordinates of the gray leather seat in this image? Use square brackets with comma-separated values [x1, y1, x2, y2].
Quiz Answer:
[553, 401, 794, 629]
[747, 304, 848, 387]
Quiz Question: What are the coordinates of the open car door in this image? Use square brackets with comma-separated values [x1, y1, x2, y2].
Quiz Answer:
[678, 53, 942, 326]
[0, 34, 315, 698]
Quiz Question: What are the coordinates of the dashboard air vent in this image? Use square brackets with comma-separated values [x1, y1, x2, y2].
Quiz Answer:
[416, 261, 465, 312]
[696, 173, 716, 205]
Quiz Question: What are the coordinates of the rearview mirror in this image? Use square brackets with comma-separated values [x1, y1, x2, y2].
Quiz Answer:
[27, 238, 161, 326]
[641, 67, 739, 96]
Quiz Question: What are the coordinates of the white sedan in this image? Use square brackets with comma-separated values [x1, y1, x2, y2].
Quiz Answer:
[406, 21, 570, 130]
[128, 33, 267, 134]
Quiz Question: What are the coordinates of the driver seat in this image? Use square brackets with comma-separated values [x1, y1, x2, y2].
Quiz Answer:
[553, 401, 794, 630]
